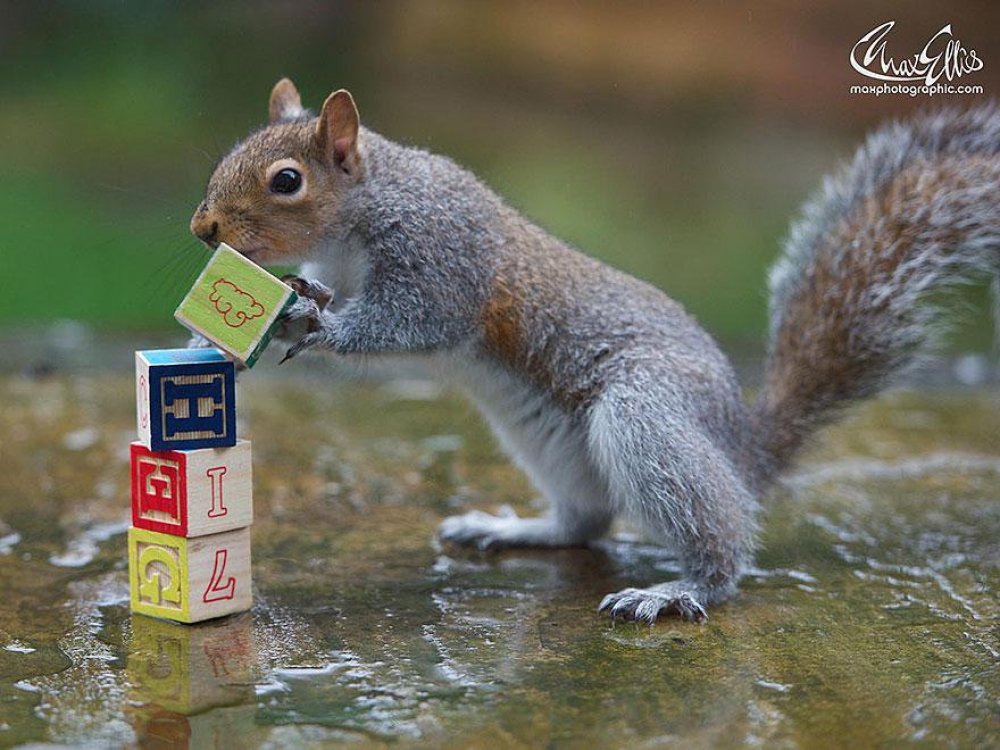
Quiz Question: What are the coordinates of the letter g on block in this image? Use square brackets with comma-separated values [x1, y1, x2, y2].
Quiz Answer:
[138, 544, 183, 608]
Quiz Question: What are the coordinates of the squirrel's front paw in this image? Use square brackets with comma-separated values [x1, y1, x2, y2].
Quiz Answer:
[274, 275, 335, 350]
[187, 332, 214, 349]
[274, 296, 323, 342]
[187, 332, 247, 373]
[281, 274, 334, 311]
[277, 300, 337, 364]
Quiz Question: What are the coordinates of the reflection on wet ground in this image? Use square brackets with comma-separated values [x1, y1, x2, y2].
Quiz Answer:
[0, 371, 997, 747]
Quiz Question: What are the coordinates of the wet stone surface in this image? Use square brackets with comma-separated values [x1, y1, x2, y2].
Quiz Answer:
[0, 372, 997, 748]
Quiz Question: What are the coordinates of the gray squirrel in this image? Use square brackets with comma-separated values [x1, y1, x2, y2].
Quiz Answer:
[190, 79, 1000, 623]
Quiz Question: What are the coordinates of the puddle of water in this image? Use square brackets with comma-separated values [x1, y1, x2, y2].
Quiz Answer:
[0, 374, 997, 747]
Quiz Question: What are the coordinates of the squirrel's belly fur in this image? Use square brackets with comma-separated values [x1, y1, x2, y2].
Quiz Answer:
[194, 85, 1000, 623]
[443, 351, 614, 547]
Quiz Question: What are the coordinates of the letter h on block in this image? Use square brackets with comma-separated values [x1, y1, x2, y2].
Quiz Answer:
[136, 349, 236, 451]
[131, 440, 253, 537]
[129, 526, 252, 623]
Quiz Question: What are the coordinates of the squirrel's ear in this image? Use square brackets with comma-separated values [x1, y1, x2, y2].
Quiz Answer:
[269, 78, 304, 123]
[316, 89, 360, 175]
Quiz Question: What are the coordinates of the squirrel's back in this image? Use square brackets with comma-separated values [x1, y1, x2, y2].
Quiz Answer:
[354, 129, 742, 414]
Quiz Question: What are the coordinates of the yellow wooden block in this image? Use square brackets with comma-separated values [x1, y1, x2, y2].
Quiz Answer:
[129, 527, 252, 623]
[127, 612, 254, 715]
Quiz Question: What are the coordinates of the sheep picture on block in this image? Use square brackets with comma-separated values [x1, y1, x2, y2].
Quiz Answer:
[174, 243, 297, 367]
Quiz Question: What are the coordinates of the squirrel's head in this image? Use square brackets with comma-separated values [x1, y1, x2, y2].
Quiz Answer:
[190, 79, 362, 264]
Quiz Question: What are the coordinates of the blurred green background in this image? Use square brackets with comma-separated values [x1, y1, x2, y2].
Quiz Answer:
[1, 0, 997, 354]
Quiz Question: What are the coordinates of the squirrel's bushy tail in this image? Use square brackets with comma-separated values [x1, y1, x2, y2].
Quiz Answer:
[752, 103, 1000, 482]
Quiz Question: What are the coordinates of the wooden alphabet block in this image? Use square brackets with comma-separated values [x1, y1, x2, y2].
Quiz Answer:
[174, 243, 297, 367]
[135, 349, 237, 451]
[129, 526, 252, 623]
[131, 440, 252, 538]
[128, 612, 253, 715]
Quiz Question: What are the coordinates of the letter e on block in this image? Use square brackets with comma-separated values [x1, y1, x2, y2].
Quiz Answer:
[129, 527, 252, 623]
[131, 443, 188, 535]
[130, 441, 252, 537]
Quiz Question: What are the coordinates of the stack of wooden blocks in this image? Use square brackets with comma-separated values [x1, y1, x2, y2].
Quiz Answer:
[128, 244, 296, 624]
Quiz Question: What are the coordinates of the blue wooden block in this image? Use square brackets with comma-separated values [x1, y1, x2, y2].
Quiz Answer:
[136, 349, 237, 450]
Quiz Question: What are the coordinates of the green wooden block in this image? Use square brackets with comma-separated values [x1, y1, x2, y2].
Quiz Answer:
[174, 244, 297, 367]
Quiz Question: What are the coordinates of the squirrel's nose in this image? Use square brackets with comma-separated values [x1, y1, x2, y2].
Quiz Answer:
[191, 211, 220, 248]
[199, 222, 220, 244]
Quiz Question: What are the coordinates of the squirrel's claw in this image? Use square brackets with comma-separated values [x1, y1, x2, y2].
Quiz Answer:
[280, 331, 323, 364]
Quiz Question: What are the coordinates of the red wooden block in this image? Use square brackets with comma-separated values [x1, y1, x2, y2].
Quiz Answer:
[130, 441, 252, 537]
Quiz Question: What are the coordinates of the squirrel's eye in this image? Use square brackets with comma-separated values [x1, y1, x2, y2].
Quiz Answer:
[270, 168, 303, 195]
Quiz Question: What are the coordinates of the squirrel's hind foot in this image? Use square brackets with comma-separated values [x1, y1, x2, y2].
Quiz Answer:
[438, 507, 590, 551]
[599, 582, 709, 624]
